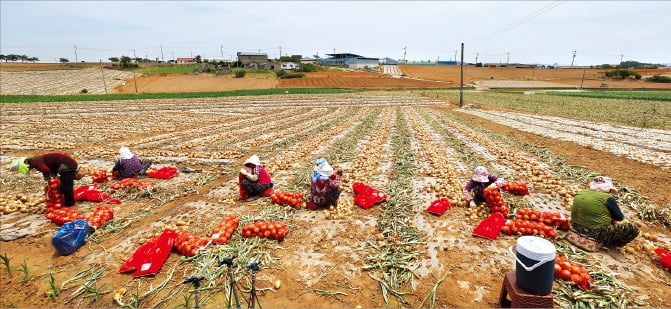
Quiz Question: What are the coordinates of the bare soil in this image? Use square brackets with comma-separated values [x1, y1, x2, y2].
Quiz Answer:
[0, 62, 103, 72]
[113, 74, 278, 93]
[401, 66, 671, 89]
[278, 71, 457, 89]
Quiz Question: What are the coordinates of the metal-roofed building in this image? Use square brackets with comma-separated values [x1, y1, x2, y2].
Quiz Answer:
[317, 53, 380, 69]
[237, 52, 268, 63]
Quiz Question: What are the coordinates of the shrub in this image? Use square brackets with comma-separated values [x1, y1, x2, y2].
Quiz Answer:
[603, 69, 641, 80]
[299, 63, 322, 72]
[234, 70, 246, 78]
[648, 75, 671, 83]
[279, 73, 305, 79]
[275, 70, 287, 78]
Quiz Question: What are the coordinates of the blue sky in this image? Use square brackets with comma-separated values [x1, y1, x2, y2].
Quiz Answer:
[1, 1, 670, 65]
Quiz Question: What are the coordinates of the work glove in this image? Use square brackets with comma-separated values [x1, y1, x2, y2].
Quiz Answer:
[469, 200, 477, 207]
[43, 173, 56, 181]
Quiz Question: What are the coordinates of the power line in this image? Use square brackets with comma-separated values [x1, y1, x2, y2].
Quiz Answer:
[469, 1, 563, 44]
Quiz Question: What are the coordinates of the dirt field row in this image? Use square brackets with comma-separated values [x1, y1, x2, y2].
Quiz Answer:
[3, 64, 670, 95]
[0, 69, 135, 95]
[1, 92, 670, 308]
[458, 108, 671, 169]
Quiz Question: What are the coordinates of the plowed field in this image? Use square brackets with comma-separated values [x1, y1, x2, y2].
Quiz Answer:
[400, 66, 671, 89]
[278, 71, 456, 89]
[114, 74, 278, 93]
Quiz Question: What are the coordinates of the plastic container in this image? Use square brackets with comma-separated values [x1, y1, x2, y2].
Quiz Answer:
[508, 236, 556, 296]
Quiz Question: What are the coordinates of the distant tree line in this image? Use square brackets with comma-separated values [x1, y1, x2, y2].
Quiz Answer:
[597, 60, 662, 69]
[108, 56, 141, 68]
[0, 54, 40, 62]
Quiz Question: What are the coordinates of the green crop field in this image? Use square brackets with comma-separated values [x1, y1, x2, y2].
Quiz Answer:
[544, 90, 671, 102]
[422, 90, 671, 129]
[0, 88, 351, 104]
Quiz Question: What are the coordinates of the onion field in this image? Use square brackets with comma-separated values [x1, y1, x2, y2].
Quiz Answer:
[1, 91, 670, 308]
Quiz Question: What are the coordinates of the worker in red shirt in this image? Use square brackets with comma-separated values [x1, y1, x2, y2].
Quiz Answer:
[10, 152, 79, 206]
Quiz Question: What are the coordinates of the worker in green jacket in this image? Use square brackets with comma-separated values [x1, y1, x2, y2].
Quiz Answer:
[571, 176, 639, 247]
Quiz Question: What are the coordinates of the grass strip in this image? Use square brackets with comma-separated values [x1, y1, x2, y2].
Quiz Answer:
[421, 90, 671, 129]
[0, 88, 351, 104]
[545, 90, 671, 102]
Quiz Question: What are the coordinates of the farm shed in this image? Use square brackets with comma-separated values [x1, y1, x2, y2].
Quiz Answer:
[483, 63, 537, 68]
[381, 57, 398, 65]
[237, 52, 268, 63]
[318, 53, 380, 69]
[437, 61, 458, 66]
[176, 57, 196, 64]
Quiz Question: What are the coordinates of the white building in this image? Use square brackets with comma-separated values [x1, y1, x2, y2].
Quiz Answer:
[281, 62, 299, 70]
[176, 57, 196, 64]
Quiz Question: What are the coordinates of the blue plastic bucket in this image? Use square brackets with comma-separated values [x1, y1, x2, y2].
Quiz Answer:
[508, 236, 556, 296]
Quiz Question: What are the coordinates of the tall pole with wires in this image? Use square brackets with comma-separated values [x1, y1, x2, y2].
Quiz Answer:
[74, 45, 78, 62]
[99, 60, 108, 94]
[459, 43, 464, 108]
[571, 50, 577, 67]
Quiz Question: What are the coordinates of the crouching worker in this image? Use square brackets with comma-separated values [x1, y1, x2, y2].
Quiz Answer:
[238, 155, 274, 201]
[112, 147, 153, 179]
[306, 158, 342, 210]
[10, 152, 78, 206]
[463, 166, 506, 207]
[571, 176, 639, 247]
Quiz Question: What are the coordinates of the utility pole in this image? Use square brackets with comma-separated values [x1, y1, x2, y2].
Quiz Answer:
[570, 50, 576, 67]
[403, 46, 407, 64]
[160, 45, 164, 62]
[459, 42, 464, 108]
[580, 67, 586, 89]
[453, 50, 457, 62]
[278, 46, 282, 59]
[220, 45, 224, 59]
[620, 54, 624, 65]
[507, 52, 510, 64]
[171, 52, 175, 61]
[475, 52, 479, 64]
[132, 69, 138, 94]
[74, 45, 78, 62]
[99, 60, 108, 94]
[333, 48, 336, 55]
